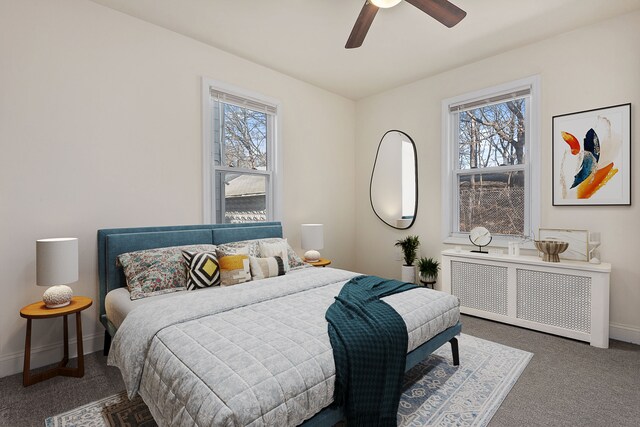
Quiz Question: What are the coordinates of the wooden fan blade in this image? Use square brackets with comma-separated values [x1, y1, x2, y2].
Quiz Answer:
[405, 0, 466, 28]
[346, 1, 379, 49]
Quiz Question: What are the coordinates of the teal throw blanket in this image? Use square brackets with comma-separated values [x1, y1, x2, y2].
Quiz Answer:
[325, 275, 418, 426]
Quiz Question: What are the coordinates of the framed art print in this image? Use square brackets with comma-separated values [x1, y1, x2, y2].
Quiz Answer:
[552, 103, 631, 206]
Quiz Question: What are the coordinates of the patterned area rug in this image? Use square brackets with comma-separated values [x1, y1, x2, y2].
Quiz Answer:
[45, 334, 531, 427]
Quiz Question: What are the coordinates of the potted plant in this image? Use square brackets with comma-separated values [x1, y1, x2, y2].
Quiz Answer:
[418, 257, 440, 285]
[395, 235, 420, 283]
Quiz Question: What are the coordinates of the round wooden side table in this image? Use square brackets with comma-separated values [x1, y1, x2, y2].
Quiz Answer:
[19, 296, 92, 386]
[307, 258, 331, 267]
[420, 280, 436, 289]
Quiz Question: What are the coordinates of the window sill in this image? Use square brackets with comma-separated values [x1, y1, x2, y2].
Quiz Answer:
[443, 235, 536, 250]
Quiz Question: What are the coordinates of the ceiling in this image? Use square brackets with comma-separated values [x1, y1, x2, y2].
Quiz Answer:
[89, 0, 640, 100]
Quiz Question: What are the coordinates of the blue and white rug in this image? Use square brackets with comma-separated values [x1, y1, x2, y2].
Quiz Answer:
[45, 334, 532, 427]
[399, 334, 532, 426]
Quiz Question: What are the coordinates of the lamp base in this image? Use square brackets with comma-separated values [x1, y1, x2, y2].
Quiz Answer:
[43, 285, 73, 309]
[304, 250, 321, 263]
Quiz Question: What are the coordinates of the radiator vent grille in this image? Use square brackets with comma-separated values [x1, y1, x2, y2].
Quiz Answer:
[516, 269, 591, 333]
[451, 261, 508, 315]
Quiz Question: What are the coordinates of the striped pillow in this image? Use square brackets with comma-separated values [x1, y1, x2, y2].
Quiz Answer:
[182, 250, 220, 290]
[249, 256, 286, 280]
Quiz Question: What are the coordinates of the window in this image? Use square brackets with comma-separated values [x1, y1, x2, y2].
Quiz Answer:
[202, 79, 281, 223]
[441, 77, 540, 244]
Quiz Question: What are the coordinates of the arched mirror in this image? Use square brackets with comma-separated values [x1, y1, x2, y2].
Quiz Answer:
[370, 130, 418, 229]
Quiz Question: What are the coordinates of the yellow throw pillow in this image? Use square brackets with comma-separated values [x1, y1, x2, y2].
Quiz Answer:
[219, 254, 251, 286]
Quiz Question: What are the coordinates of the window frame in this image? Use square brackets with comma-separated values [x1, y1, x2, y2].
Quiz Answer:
[202, 78, 282, 224]
[441, 76, 540, 247]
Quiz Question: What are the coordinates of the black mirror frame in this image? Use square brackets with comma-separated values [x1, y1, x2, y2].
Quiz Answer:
[369, 130, 418, 230]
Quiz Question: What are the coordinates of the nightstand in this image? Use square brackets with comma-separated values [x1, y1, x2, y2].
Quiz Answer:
[19, 296, 92, 386]
[308, 258, 331, 267]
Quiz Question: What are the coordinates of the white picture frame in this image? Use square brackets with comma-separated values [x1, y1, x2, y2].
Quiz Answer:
[552, 103, 631, 206]
[538, 228, 589, 261]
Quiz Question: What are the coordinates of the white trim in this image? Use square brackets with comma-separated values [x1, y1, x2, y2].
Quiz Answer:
[0, 332, 103, 379]
[272, 104, 283, 222]
[201, 77, 282, 223]
[610, 322, 640, 345]
[528, 75, 541, 239]
[441, 75, 540, 243]
[202, 80, 212, 223]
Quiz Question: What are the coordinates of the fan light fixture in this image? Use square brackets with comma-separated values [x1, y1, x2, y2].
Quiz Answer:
[346, 0, 466, 49]
[370, 0, 402, 8]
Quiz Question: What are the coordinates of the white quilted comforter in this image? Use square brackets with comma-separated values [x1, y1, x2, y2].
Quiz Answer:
[108, 268, 460, 427]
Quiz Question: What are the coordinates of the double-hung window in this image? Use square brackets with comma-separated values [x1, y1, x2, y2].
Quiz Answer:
[441, 76, 540, 243]
[202, 79, 281, 224]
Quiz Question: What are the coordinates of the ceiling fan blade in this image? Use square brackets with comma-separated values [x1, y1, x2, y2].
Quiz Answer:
[346, 1, 379, 49]
[405, 0, 466, 28]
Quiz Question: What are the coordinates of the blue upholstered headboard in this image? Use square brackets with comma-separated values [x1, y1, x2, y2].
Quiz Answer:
[97, 222, 283, 334]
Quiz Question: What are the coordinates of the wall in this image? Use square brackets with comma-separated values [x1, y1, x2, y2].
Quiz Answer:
[355, 11, 640, 343]
[0, 0, 356, 377]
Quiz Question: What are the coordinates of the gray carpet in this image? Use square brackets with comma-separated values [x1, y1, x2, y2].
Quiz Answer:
[1, 315, 639, 427]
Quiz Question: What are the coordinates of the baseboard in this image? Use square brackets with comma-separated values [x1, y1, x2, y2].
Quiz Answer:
[609, 322, 640, 345]
[0, 332, 103, 379]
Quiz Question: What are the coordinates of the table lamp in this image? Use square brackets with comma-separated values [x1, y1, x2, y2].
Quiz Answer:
[36, 237, 78, 308]
[301, 224, 324, 262]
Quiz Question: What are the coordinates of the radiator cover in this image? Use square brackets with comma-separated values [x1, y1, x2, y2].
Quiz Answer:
[441, 250, 610, 348]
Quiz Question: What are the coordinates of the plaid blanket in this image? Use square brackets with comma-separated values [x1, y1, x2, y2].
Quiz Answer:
[326, 275, 418, 426]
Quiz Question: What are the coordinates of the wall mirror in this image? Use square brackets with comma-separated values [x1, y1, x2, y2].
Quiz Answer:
[370, 130, 418, 229]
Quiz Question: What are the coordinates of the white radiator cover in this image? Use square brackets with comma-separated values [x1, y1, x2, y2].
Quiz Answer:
[442, 250, 611, 348]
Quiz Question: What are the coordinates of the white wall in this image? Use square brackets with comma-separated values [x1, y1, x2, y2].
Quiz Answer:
[355, 11, 640, 342]
[0, 0, 356, 377]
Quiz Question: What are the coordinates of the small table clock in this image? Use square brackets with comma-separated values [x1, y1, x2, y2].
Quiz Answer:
[469, 226, 492, 253]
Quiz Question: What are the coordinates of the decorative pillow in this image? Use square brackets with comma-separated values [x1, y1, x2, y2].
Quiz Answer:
[258, 239, 291, 272]
[182, 250, 220, 290]
[216, 238, 307, 270]
[117, 244, 217, 300]
[215, 243, 251, 259]
[218, 254, 251, 286]
[249, 256, 286, 280]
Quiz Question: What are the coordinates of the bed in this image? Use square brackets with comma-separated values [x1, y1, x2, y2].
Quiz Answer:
[98, 222, 461, 426]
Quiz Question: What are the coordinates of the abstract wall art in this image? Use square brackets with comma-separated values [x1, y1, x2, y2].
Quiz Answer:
[552, 103, 631, 206]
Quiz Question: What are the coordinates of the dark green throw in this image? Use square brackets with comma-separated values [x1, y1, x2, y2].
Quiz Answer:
[325, 275, 418, 426]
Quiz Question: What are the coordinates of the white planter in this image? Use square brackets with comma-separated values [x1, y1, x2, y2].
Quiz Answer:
[419, 274, 437, 284]
[401, 265, 416, 284]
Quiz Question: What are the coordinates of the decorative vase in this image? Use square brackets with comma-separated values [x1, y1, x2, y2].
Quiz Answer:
[534, 240, 569, 263]
[401, 265, 416, 284]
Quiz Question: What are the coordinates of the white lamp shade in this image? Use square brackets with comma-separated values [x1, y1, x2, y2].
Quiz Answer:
[301, 224, 324, 250]
[371, 0, 402, 8]
[36, 238, 79, 286]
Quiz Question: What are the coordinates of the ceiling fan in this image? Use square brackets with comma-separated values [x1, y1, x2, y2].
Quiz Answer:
[346, 0, 466, 49]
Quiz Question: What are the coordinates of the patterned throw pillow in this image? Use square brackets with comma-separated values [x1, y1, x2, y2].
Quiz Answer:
[218, 254, 251, 286]
[182, 251, 220, 290]
[249, 256, 286, 280]
[216, 238, 308, 270]
[258, 240, 291, 272]
[215, 243, 250, 259]
[117, 244, 217, 300]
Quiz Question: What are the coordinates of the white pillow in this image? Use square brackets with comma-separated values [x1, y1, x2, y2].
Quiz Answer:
[258, 239, 291, 272]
